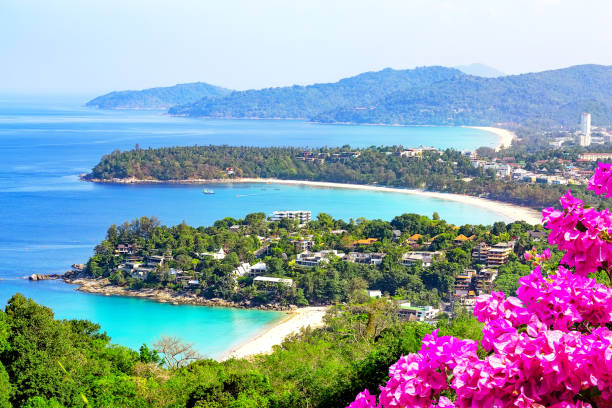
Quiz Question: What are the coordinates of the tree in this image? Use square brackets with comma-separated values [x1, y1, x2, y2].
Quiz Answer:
[153, 336, 202, 369]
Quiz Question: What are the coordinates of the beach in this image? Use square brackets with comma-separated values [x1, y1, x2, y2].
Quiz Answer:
[87, 176, 541, 225]
[468, 126, 516, 150]
[221, 306, 328, 360]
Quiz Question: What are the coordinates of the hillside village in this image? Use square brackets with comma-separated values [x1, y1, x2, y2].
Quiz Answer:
[74, 210, 551, 321]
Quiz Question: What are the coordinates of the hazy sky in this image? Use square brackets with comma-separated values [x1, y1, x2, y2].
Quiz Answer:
[1, 0, 611, 94]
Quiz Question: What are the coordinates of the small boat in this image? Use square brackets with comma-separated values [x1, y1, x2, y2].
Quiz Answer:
[202, 189, 215, 194]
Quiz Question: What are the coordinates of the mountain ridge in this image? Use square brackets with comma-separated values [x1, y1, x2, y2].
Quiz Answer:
[85, 82, 232, 110]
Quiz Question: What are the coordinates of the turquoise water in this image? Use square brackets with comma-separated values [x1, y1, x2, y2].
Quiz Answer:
[1, 279, 283, 359]
[0, 95, 503, 355]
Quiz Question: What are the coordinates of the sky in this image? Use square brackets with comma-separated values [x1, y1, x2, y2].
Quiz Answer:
[1, 0, 611, 95]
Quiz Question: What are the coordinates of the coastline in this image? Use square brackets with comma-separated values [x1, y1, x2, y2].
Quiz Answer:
[65, 276, 327, 360]
[86, 177, 541, 224]
[466, 126, 516, 151]
[65, 277, 294, 311]
[220, 306, 327, 361]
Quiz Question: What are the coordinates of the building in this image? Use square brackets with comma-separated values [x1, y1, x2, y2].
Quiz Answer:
[296, 250, 344, 267]
[401, 251, 443, 268]
[471, 242, 491, 264]
[199, 248, 226, 260]
[116, 244, 134, 255]
[367, 290, 383, 298]
[248, 262, 267, 277]
[487, 242, 515, 267]
[351, 238, 379, 246]
[397, 303, 440, 322]
[476, 269, 498, 292]
[233, 262, 267, 278]
[579, 112, 592, 146]
[453, 234, 474, 245]
[578, 153, 612, 162]
[270, 210, 311, 223]
[292, 238, 314, 251]
[455, 269, 476, 295]
[253, 276, 293, 288]
[405, 233, 423, 246]
[345, 252, 386, 265]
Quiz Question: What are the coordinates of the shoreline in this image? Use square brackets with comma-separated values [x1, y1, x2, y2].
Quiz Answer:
[466, 126, 515, 151]
[64, 277, 295, 311]
[86, 177, 541, 224]
[220, 306, 327, 361]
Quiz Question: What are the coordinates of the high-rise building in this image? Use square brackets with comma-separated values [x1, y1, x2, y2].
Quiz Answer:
[579, 112, 592, 146]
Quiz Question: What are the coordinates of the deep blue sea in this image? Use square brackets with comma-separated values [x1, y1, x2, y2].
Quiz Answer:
[0, 95, 504, 356]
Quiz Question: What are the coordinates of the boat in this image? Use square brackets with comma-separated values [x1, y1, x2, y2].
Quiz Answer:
[202, 189, 215, 194]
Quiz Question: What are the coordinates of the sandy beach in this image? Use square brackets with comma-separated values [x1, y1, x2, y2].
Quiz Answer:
[89, 176, 541, 224]
[221, 306, 327, 360]
[468, 126, 516, 150]
[211, 178, 542, 224]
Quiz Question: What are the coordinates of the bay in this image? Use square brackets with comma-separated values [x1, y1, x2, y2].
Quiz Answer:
[0, 95, 504, 355]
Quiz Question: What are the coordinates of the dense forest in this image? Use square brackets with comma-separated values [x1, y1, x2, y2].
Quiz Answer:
[81, 212, 548, 308]
[87, 144, 609, 209]
[0, 293, 486, 407]
[85, 82, 232, 110]
[164, 64, 612, 126]
[169, 66, 462, 120]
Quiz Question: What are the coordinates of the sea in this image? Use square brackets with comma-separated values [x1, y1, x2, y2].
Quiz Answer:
[0, 94, 505, 357]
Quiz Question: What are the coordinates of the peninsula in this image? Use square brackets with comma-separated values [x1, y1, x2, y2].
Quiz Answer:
[83, 143, 604, 211]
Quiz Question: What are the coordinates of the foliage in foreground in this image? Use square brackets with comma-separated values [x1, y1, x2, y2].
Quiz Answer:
[346, 164, 612, 407]
[0, 293, 484, 407]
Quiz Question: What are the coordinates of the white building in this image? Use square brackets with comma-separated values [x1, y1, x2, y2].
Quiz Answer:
[270, 210, 311, 223]
[253, 276, 293, 287]
[296, 250, 343, 267]
[401, 251, 443, 268]
[579, 112, 592, 146]
[233, 262, 267, 278]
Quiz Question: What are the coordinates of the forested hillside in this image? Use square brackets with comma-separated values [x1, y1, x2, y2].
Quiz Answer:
[86, 145, 609, 209]
[86, 82, 232, 110]
[169, 64, 612, 126]
[315, 65, 612, 126]
[169, 66, 462, 119]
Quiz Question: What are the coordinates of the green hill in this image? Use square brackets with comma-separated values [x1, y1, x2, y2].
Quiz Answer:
[171, 65, 612, 126]
[168, 66, 463, 119]
[86, 82, 232, 110]
[315, 65, 612, 127]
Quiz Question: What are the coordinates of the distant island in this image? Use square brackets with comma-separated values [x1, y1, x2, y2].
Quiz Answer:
[86, 64, 612, 126]
[85, 82, 231, 110]
[83, 144, 607, 210]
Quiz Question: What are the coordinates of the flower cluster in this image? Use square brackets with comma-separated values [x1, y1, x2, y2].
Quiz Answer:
[542, 190, 612, 276]
[346, 163, 612, 408]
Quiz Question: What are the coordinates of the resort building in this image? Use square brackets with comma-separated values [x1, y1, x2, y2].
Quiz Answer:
[345, 252, 386, 265]
[397, 302, 440, 322]
[486, 242, 515, 267]
[471, 242, 491, 264]
[233, 262, 267, 278]
[476, 269, 498, 292]
[405, 233, 423, 246]
[296, 250, 344, 267]
[401, 251, 443, 268]
[351, 238, 378, 247]
[453, 234, 474, 245]
[116, 244, 134, 255]
[270, 210, 311, 223]
[253, 276, 293, 288]
[455, 269, 476, 295]
[578, 152, 612, 161]
[292, 238, 314, 252]
[199, 248, 226, 260]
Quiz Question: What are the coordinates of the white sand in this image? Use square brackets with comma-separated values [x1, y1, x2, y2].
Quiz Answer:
[221, 306, 327, 360]
[468, 126, 516, 151]
[216, 178, 541, 224]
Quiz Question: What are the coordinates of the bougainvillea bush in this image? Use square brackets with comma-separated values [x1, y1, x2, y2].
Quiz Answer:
[347, 163, 612, 408]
